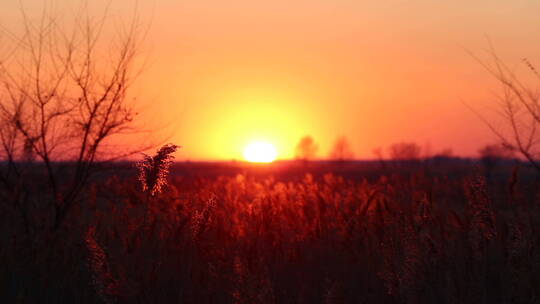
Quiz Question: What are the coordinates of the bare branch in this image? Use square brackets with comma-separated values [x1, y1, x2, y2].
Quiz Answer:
[0, 2, 156, 230]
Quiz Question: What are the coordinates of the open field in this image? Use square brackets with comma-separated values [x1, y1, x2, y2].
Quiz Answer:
[1, 0, 540, 303]
[1, 160, 540, 303]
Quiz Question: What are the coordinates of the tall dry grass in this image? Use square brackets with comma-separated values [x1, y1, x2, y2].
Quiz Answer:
[1, 158, 540, 303]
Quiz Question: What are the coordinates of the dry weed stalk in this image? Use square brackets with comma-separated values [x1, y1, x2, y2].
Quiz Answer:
[192, 195, 217, 242]
[137, 144, 180, 197]
[85, 226, 119, 304]
[465, 172, 497, 258]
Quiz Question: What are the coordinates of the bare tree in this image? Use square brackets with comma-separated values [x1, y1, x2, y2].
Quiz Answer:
[329, 136, 354, 161]
[469, 43, 540, 171]
[295, 135, 318, 162]
[0, 4, 149, 230]
[388, 142, 422, 161]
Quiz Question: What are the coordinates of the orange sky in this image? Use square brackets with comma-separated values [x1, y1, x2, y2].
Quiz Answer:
[3, 0, 540, 161]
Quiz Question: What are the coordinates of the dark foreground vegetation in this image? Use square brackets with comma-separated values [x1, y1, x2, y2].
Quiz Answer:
[1, 160, 540, 303]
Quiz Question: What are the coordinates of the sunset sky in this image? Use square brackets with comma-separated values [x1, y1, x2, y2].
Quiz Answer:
[2, 0, 540, 161]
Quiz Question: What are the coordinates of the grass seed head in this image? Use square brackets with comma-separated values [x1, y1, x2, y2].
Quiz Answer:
[136, 143, 180, 196]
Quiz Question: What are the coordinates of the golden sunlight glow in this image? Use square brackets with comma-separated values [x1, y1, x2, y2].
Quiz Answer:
[243, 141, 278, 163]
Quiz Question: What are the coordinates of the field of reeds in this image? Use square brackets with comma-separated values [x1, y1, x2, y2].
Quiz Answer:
[1, 159, 540, 303]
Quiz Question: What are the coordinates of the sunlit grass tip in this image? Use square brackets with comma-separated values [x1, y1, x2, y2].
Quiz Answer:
[136, 143, 180, 196]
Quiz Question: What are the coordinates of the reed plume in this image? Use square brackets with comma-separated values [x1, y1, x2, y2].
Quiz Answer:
[85, 226, 119, 304]
[136, 144, 180, 196]
[465, 171, 497, 259]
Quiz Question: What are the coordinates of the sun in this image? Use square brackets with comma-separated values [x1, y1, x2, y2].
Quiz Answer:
[243, 141, 278, 163]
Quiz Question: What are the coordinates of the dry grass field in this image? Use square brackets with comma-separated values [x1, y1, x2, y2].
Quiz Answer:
[1, 159, 539, 303]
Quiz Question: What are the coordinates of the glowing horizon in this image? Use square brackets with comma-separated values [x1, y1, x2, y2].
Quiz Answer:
[3, 1, 540, 161]
[243, 141, 278, 163]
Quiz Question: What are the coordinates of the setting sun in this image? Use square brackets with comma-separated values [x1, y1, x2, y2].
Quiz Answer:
[4, 1, 540, 301]
[243, 141, 278, 163]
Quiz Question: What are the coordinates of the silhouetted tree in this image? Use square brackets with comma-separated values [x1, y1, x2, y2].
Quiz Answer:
[0, 4, 150, 230]
[295, 136, 318, 162]
[388, 142, 422, 161]
[330, 136, 354, 161]
[470, 43, 540, 171]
